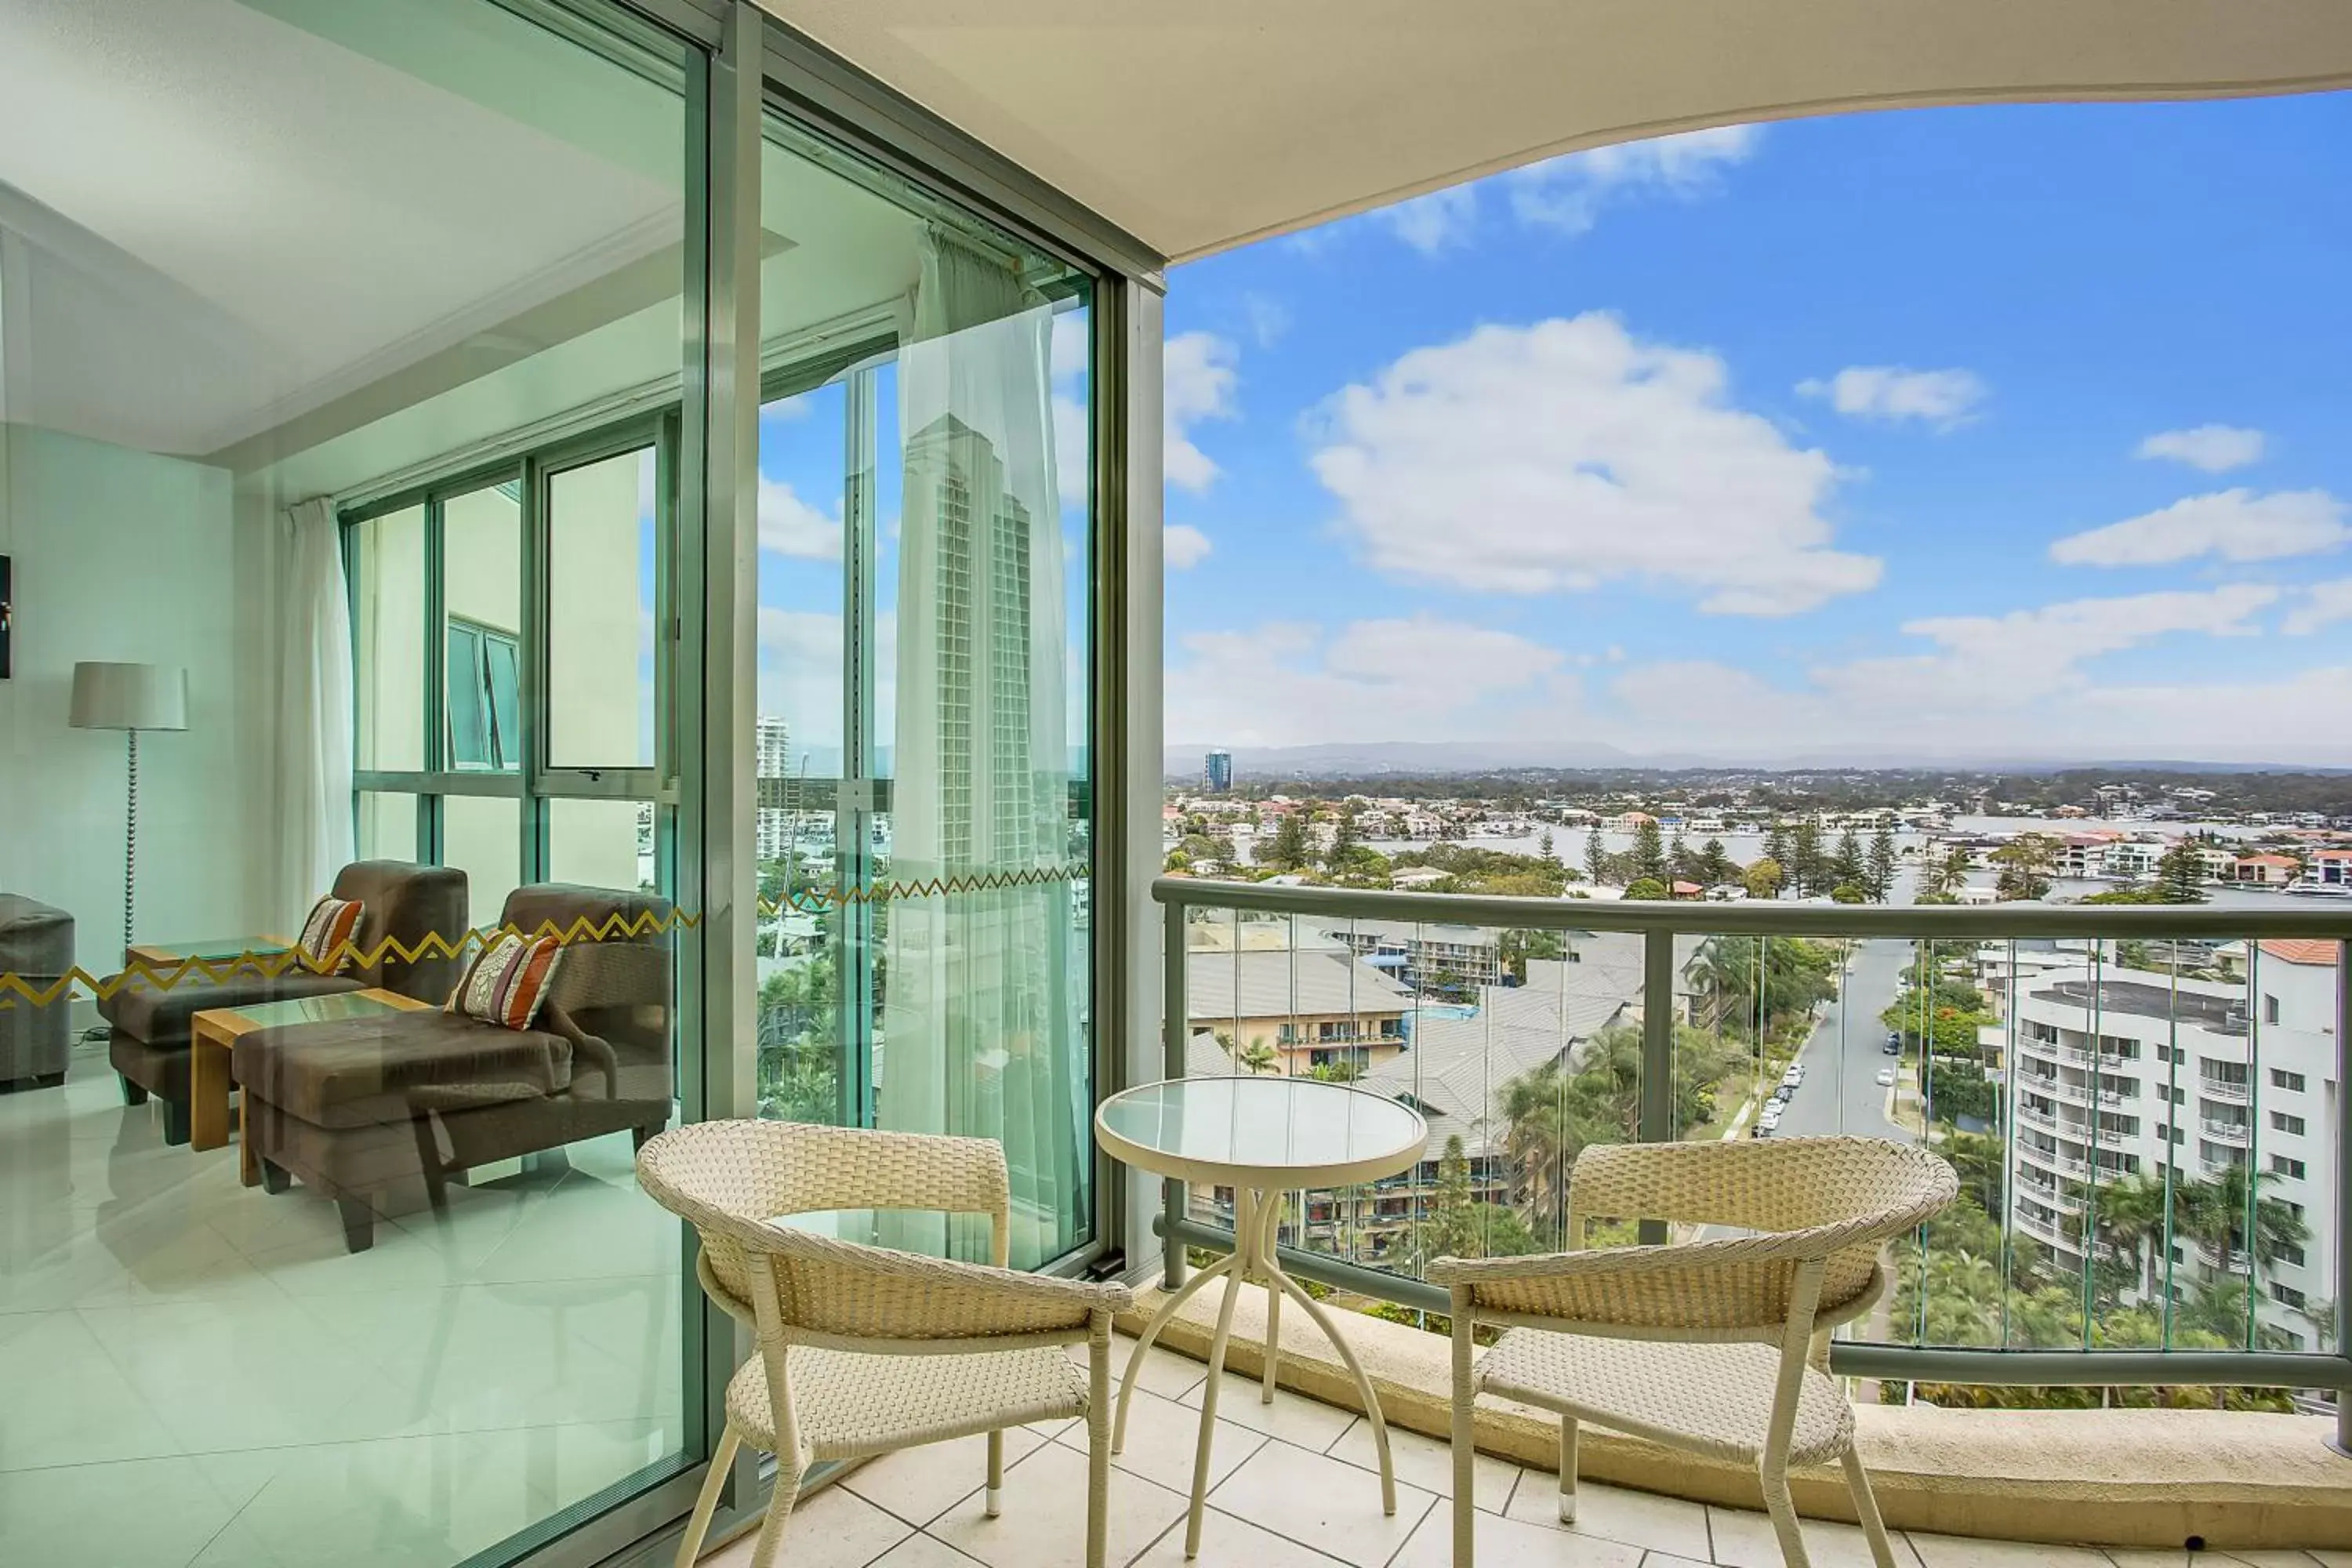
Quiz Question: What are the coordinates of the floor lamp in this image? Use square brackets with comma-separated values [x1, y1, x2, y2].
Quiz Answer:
[69, 662, 187, 949]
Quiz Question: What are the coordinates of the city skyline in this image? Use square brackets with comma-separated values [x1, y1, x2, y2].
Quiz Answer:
[1160, 94, 2352, 767]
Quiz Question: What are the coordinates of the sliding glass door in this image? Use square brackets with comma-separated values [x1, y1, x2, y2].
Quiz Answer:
[751, 112, 1101, 1271]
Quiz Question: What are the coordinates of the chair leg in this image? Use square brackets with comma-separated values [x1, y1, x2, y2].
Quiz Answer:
[1557, 1416, 1578, 1523]
[162, 1098, 191, 1146]
[1450, 1320, 1475, 1568]
[120, 1074, 148, 1106]
[258, 1158, 291, 1195]
[1261, 1239, 1281, 1405]
[673, 1422, 742, 1568]
[1088, 1323, 1112, 1568]
[337, 1198, 374, 1254]
[1840, 1447, 1900, 1568]
[985, 1430, 1004, 1517]
[746, 1468, 798, 1568]
[1759, 1462, 1812, 1568]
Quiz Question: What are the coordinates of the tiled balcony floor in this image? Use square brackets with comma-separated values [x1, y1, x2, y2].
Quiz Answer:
[706, 1336, 2351, 1568]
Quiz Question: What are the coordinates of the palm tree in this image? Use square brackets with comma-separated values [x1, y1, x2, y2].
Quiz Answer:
[1922, 844, 1971, 901]
[2090, 1171, 2173, 1302]
[1237, 1040, 1279, 1076]
[2176, 1165, 2307, 1281]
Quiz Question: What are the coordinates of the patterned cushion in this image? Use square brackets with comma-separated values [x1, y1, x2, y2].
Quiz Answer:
[296, 895, 364, 973]
[445, 932, 564, 1030]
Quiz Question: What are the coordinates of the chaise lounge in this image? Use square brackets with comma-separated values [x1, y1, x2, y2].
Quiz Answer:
[100, 861, 469, 1145]
[236, 882, 676, 1251]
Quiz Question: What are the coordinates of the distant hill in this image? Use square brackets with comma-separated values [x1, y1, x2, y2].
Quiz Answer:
[1164, 739, 2350, 782]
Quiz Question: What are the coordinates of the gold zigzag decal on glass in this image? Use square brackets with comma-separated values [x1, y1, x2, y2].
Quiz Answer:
[0, 907, 704, 1009]
[0, 869, 1088, 1004]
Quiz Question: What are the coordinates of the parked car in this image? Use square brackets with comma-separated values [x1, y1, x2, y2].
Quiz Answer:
[1875, 1066, 1896, 1087]
[1781, 1064, 1806, 1089]
[1883, 1031, 1902, 1055]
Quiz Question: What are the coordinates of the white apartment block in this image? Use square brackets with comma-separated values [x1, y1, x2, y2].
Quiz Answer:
[2005, 939, 2339, 1348]
[754, 715, 791, 861]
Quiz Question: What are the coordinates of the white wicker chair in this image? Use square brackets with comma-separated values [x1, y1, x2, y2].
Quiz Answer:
[638, 1120, 1134, 1568]
[1429, 1136, 1955, 1568]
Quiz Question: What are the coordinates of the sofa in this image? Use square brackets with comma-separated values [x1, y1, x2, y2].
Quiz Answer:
[237, 883, 675, 1252]
[0, 895, 75, 1091]
[101, 860, 469, 1144]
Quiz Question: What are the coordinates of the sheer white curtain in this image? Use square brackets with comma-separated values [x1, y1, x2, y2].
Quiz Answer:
[879, 226, 1085, 1269]
[274, 495, 354, 919]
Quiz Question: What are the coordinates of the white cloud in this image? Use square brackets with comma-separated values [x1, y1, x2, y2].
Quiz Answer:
[1164, 331, 1238, 493]
[1307, 313, 1878, 616]
[757, 607, 895, 756]
[1241, 293, 1290, 348]
[2049, 488, 2349, 567]
[1052, 393, 1089, 506]
[1166, 616, 1573, 748]
[2138, 424, 2265, 473]
[1599, 585, 2302, 759]
[1796, 365, 1987, 429]
[2285, 577, 2352, 636]
[1164, 524, 1213, 571]
[1507, 125, 1760, 234]
[757, 474, 840, 559]
[1377, 185, 1479, 253]
[1050, 310, 1088, 386]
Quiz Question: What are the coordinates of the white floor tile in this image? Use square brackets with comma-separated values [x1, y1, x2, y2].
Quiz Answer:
[0, 1308, 182, 1471]
[1907, 1533, 2113, 1566]
[0, 1452, 252, 1568]
[1082, 1334, 1211, 1403]
[184, 1428, 549, 1568]
[703, 1481, 913, 1568]
[927, 1436, 1189, 1568]
[845, 1427, 1054, 1527]
[1083, 1384, 1265, 1497]
[1499, 1475, 1714, 1560]
[1325, 1415, 1520, 1513]
[1208, 1439, 1437, 1568]
[1177, 1370, 1356, 1450]
[1388, 1502, 1643, 1568]
[866, 1534, 991, 1568]
[1128, 1505, 1357, 1568]
[1708, 1504, 1923, 1567]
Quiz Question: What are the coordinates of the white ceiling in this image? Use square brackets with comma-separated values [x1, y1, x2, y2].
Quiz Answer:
[0, 0, 684, 459]
[760, 0, 2352, 263]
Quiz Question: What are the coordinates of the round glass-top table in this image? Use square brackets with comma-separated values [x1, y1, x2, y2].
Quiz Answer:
[1094, 1076, 1428, 1559]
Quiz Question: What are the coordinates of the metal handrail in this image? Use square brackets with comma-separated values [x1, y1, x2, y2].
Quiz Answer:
[1149, 877, 2352, 1434]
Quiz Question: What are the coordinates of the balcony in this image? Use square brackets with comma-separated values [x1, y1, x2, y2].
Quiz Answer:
[2201, 1116, 2254, 1146]
[2201, 1076, 2253, 1105]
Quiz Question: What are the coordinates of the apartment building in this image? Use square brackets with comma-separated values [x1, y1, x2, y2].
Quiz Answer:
[1185, 948, 1413, 1074]
[2007, 941, 2339, 1347]
[1324, 916, 1504, 989]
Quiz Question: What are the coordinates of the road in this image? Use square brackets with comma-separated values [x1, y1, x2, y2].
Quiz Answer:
[1767, 938, 1914, 1144]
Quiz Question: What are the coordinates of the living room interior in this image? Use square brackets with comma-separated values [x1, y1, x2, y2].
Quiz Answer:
[0, 2, 1095, 1563]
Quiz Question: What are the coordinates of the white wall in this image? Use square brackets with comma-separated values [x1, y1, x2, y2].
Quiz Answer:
[0, 423, 260, 960]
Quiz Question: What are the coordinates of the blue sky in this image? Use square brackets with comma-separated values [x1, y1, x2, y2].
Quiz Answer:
[1157, 93, 2352, 764]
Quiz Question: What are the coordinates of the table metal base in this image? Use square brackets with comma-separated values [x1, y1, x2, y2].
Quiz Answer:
[1114, 1187, 1398, 1558]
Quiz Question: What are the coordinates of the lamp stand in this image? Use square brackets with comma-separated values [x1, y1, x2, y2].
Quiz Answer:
[122, 728, 140, 951]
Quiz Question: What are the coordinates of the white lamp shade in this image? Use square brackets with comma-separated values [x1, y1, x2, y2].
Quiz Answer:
[69, 662, 187, 731]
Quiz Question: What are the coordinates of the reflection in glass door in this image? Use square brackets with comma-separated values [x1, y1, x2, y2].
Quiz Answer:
[753, 113, 1098, 1270]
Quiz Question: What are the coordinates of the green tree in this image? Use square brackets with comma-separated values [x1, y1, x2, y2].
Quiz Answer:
[1698, 837, 1737, 887]
[2156, 840, 2211, 904]
[1261, 811, 1311, 872]
[1633, 818, 1666, 883]
[1743, 857, 1785, 902]
[1501, 927, 1566, 982]
[1325, 805, 1360, 870]
[1831, 883, 1867, 904]
[1833, 826, 1866, 890]
[2176, 1166, 2308, 1283]
[1790, 819, 1826, 895]
[1922, 843, 1972, 901]
[1991, 833, 2060, 902]
[1538, 829, 1555, 861]
[1584, 828, 1607, 886]
[1623, 876, 1669, 901]
[1422, 1134, 1485, 1264]
[1764, 819, 1793, 872]
[2090, 1171, 2173, 1301]
[1867, 823, 1898, 902]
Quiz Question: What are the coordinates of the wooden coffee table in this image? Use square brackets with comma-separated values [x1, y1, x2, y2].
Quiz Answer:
[189, 989, 432, 1183]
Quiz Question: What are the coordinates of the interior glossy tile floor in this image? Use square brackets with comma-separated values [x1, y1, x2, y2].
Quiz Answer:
[0, 1044, 684, 1568]
[706, 1337, 2349, 1568]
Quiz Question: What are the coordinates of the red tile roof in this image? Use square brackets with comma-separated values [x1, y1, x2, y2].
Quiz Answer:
[2259, 938, 2340, 967]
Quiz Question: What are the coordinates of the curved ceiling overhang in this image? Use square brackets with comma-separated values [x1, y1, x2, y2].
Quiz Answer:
[760, 1, 2352, 264]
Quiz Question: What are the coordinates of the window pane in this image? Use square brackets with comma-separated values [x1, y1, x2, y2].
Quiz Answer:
[484, 632, 522, 769]
[445, 622, 490, 768]
[441, 793, 520, 932]
[351, 505, 425, 771]
[548, 445, 659, 768]
[356, 791, 419, 862]
[548, 797, 656, 895]
[443, 482, 521, 772]
[758, 114, 1097, 1268]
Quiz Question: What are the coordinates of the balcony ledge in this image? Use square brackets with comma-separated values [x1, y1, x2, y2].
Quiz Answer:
[1117, 1278, 2352, 1552]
